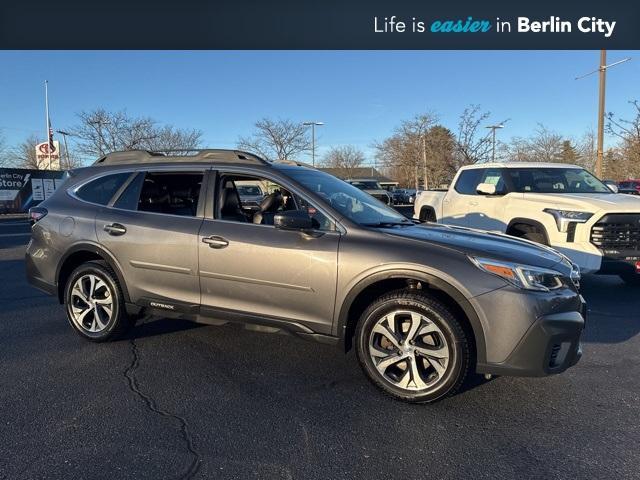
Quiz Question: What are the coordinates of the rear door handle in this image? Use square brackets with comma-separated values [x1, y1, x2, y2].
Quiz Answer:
[202, 235, 229, 249]
[103, 223, 127, 236]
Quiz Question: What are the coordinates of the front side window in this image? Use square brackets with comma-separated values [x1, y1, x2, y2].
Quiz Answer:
[217, 173, 334, 230]
[113, 171, 203, 216]
[75, 172, 131, 205]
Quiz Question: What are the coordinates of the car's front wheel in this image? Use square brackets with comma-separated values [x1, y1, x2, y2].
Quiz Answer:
[355, 289, 471, 403]
[64, 261, 134, 341]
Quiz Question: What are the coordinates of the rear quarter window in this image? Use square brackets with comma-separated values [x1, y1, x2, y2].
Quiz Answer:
[74, 172, 131, 205]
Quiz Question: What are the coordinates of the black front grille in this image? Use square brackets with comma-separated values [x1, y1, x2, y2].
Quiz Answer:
[590, 214, 640, 251]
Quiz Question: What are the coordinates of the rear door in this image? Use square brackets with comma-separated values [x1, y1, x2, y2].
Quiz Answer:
[442, 168, 483, 227]
[95, 168, 207, 309]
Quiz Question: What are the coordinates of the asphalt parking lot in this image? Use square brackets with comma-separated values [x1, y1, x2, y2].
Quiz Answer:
[1, 217, 639, 479]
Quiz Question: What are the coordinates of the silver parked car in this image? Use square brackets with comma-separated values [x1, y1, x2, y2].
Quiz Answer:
[26, 149, 585, 403]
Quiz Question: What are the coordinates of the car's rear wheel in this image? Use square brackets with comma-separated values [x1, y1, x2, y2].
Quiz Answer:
[64, 261, 134, 341]
[355, 289, 470, 403]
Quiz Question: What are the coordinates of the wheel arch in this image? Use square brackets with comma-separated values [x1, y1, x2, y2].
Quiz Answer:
[336, 270, 487, 365]
[418, 205, 437, 222]
[55, 242, 131, 304]
[506, 217, 550, 244]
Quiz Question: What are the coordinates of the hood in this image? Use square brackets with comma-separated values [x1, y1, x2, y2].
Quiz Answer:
[381, 223, 570, 273]
[522, 192, 640, 213]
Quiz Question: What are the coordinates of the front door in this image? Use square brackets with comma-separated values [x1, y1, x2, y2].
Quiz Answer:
[197, 170, 340, 334]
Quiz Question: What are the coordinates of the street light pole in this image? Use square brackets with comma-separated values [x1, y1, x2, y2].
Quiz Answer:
[56, 130, 73, 170]
[485, 124, 504, 162]
[303, 121, 324, 167]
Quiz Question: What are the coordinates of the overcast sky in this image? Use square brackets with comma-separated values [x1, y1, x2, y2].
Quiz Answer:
[1, 50, 638, 164]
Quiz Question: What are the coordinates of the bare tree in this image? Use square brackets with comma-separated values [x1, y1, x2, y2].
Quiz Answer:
[7, 134, 48, 169]
[526, 124, 564, 162]
[320, 145, 365, 178]
[237, 118, 311, 161]
[605, 100, 640, 179]
[455, 105, 492, 166]
[0, 130, 7, 167]
[71, 108, 202, 160]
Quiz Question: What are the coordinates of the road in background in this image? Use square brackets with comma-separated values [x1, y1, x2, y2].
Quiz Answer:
[1, 221, 639, 479]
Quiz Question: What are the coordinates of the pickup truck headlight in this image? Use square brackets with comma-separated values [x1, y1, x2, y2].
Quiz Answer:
[543, 208, 593, 232]
[469, 256, 564, 291]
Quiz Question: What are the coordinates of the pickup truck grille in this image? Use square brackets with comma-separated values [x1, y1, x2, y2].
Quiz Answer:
[590, 214, 640, 251]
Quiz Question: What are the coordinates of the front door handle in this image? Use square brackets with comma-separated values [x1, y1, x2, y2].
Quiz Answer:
[103, 223, 127, 236]
[469, 201, 479, 206]
[202, 235, 229, 249]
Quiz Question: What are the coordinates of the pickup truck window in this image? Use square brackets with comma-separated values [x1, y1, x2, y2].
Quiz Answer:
[507, 168, 611, 194]
[454, 169, 483, 195]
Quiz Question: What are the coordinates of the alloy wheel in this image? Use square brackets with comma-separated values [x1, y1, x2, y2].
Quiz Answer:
[69, 274, 114, 333]
[368, 310, 451, 391]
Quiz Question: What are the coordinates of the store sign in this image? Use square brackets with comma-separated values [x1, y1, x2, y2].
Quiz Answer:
[35, 141, 61, 170]
[0, 168, 66, 213]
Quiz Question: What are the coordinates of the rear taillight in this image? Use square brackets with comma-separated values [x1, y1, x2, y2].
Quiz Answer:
[29, 207, 48, 224]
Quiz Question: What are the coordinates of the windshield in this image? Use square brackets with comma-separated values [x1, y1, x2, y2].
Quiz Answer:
[284, 169, 411, 225]
[237, 185, 262, 196]
[507, 168, 611, 194]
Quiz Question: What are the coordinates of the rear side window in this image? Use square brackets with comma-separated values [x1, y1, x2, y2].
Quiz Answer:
[137, 172, 203, 217]
[75, 172, 131, 205]
[454, 169, 483, 195]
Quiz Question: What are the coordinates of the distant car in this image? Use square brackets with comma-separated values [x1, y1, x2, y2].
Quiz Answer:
[346, 179, 392, 205]
[618, 179, 640, 195]
[405, 189, 418, 204]
[390, 189, 406, 204]
[236, 183, 265, 209]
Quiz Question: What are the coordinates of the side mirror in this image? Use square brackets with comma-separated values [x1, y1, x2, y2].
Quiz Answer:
[476, 183, 497, 195]
[274, 210, 314, 231]
[607, 184, 619, 193]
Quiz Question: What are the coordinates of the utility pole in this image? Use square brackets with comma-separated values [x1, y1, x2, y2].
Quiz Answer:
[56, 130, 73, 170]
[486, 124, 504, 162]
[303, 121, 324, 167]
[575, 50, 631, 178]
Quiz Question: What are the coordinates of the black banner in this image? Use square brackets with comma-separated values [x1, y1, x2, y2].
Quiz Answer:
[0, 169, 66, 214]
[0, 0, 638, 49]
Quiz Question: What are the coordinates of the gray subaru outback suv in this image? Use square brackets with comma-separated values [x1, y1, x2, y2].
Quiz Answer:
[26, 149, 585, 403]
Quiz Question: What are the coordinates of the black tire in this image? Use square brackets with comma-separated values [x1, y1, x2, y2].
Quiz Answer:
[355, 289, 470, 403]
[63, 261, 135, 342]
[620, 273, 640, 286]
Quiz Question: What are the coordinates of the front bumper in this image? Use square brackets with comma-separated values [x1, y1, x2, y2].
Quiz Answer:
[477, 306, 585, 377]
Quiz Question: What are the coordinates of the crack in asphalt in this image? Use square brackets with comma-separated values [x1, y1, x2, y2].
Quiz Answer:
[124, 335, 201, 480]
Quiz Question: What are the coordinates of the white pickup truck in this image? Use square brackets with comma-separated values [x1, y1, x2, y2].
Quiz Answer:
[414, 162, 640, 284]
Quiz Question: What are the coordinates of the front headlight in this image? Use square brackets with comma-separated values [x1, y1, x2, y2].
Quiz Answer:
[469, 256, 564, 291]
[543, 208, 593, 232]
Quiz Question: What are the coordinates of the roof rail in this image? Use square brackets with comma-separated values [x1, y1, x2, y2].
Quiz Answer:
[93, 149, 269, 166]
